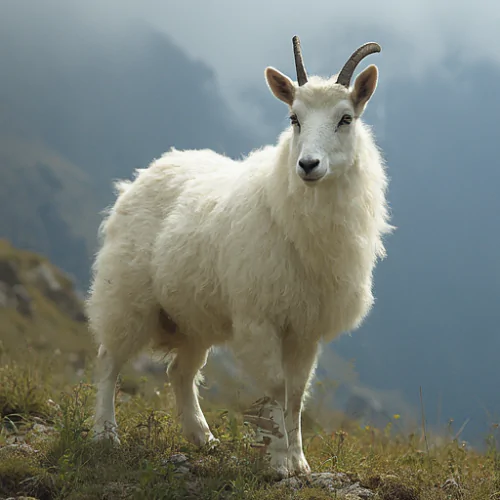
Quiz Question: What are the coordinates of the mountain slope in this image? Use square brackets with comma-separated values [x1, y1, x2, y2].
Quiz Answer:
[0, 20, 261, 287]
[0, 239, 91, 365]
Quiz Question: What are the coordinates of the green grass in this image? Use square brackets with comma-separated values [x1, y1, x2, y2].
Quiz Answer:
[1, 242, 497, 498]
[0, 350, 498, 500]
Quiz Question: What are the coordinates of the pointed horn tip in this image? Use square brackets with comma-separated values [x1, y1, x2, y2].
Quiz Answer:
[292, 35, 308, 86]
[366, 42, 382, 53]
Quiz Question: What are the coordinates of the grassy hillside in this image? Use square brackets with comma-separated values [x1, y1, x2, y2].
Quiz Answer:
[0, 243, 498, 499]
[0, 238, 91, 358]
[0, 355, 498, 499]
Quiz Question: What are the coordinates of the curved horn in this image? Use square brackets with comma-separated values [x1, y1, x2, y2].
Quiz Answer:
[292, 35, 308, 86]
[336, 42, 381, 88]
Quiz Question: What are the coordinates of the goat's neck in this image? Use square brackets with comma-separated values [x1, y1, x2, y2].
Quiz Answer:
[266, 132, 363, 269]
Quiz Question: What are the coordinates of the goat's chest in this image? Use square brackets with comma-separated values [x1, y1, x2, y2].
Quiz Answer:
[284, 229, 375, 336]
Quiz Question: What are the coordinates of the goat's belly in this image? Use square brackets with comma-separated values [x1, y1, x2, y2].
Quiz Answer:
[152, 267, 232, 344]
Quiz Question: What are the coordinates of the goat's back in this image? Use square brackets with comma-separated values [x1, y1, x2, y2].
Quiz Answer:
[86, 148, 240, 349]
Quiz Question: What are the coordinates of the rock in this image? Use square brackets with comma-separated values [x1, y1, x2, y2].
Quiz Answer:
[0, 281, 10, 307]
[0, 281, 33, 317]
[13, 284, 33, 317]
[0, 259, 21, 287]
[6, 434, 27, 445]
[162, 453, 192, 475]
[167, 453, 190, 465]
[29, 262, 61, 291]
[175, 465, 191, 475]
[5, 497, 40, 500]
[0, 443, 38, 455]
[27, 263, 86, 322]
[275, 472, 374, 498]
[6, 497, 40, 500]
[338, 482, 375, 498]
[32, 422, 56, 434]
[277, 472, 352, 491]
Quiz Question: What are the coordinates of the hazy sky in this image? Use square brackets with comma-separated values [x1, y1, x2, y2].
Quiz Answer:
[4, 0, 500, 91]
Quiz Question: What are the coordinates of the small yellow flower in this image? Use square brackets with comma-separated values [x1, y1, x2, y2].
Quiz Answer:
[365, 425, 371, 431]
[393, 414, 401, 420]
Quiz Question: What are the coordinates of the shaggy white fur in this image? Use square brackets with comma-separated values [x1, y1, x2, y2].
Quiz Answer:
[87, 40, 392, 478]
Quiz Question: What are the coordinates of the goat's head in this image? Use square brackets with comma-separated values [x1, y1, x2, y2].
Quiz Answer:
[265, 36, 381, 185]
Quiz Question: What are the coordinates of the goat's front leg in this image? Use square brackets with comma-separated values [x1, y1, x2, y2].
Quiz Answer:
[283, 337, 319, 476]
[232, 319, 289, 478]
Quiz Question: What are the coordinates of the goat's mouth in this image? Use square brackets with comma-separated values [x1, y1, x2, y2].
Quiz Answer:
[301, 174, 325, 185]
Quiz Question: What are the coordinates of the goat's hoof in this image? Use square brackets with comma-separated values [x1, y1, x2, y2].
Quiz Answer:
[203, 435, 220, 452]
[291, 461, 311, 476]
[185, 429, 217, 448]
[288, 449, 311, 476]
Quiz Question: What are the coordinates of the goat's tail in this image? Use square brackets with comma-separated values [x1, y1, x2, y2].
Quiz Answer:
[94, 179, 134, 246]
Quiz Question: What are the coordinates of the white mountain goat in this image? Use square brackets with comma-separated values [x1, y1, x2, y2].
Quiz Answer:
[87, 36, 392, 478]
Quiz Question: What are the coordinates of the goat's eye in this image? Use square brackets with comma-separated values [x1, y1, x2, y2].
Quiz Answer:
[338, 114, 353, 126]
[290, 114, 300, 128]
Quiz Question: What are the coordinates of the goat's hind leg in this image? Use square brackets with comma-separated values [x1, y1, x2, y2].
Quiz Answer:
[167, 342, 217, 447]
[90, 302, 156, 444]
[93, 343, 127, 444]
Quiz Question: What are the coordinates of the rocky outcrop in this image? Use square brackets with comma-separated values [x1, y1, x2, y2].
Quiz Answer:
[162, 453, 376, 499]
[276, 472, 374, 499]
[0, 242, 86, 323]
[0, 260, 33, 317]
[26, 262, 86, 322]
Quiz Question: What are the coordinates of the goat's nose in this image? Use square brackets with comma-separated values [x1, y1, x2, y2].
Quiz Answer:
[298, 157, 320, 174]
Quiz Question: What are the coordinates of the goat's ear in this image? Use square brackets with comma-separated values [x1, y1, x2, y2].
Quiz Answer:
[265, 67, 295, 106]
[351, 64, 378, 115]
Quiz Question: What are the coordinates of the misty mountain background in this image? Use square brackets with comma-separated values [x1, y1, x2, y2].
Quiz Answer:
[1, 4, 499, 448]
